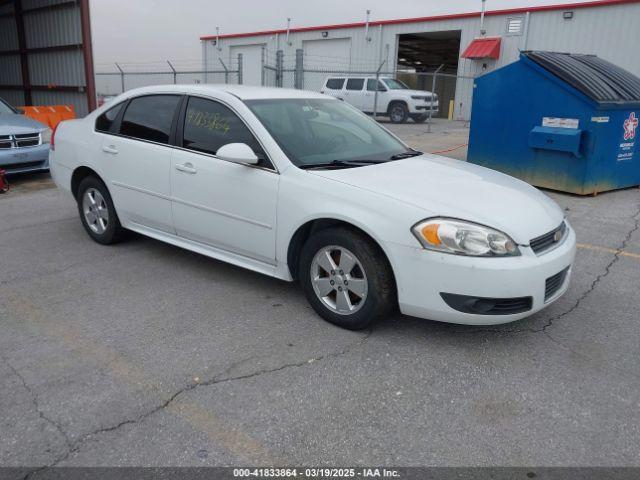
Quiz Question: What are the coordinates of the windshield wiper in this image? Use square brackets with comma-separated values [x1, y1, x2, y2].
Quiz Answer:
[389, 149, 423, 160]
[299, 159, 386, 170]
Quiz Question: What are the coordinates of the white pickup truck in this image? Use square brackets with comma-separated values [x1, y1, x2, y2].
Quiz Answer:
[320, 76, 438, 124]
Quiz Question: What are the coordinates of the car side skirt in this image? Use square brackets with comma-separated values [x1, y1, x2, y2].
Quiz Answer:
[125, 221, 292, 281]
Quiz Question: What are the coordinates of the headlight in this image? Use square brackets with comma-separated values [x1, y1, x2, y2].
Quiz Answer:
[40, 128, 52, 144]
[411, 218, 520, 257]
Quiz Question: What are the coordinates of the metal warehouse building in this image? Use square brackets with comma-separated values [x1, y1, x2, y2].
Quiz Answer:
[0, 0, 95, 116]
[201, 0, 640, 120]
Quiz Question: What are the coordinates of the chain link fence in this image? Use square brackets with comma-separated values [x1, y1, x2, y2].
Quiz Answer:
[259, 48, 475, 120]
[95, 50, 476, 120]
[95, 56, 244, 97]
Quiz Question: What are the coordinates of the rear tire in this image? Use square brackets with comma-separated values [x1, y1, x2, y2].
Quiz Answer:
[299, 227, 396, 330]
[388, 102, 409, 124]
[76, 176, 125, 245]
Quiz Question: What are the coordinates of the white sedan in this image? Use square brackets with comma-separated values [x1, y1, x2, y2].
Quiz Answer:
[50, 85, 576, 330]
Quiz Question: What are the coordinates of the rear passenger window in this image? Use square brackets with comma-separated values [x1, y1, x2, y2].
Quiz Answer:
[95, 102, 125, 133]
[346, 78, 365, 91]
[325, 78, 345, 90]
[119, 95, 181, 144]
[182, 96, 266, 161]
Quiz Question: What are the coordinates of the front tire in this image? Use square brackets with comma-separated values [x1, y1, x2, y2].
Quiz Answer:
[388, 102, 409, 124]
[410, 114, 428, 123]
[299, 227, 396, 330]
[77, 176, 125, 245]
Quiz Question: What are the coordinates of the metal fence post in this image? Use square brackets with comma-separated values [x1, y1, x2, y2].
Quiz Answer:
[276, 50, 284, 88]
[115, 63, 125, 93]
[428, 64, 444, 133]
[218, 58, 229, 84]
[294, 49, 303, 89]
[261, 46, 265, 86]
[373, 60, 386, 121]
[237, 53, 243, 84]
[167, 60, 177, 84]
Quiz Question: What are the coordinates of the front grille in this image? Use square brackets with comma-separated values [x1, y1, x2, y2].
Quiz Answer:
[530, 222, 567, 255]
[14, 132, 40, 148]
[488, 297, 534, 314]
[0, 133, 41, 149]
[440, 293, 533, 315]
[545, 267, 569, 301]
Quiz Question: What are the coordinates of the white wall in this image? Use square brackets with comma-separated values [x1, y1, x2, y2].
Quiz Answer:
[203, 2, 640, 120]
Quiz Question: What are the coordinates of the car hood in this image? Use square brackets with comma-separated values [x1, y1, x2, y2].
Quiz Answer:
[0, 113, 48, 135]
[395, 89, 434, 98]
[308, 155, 565, 244]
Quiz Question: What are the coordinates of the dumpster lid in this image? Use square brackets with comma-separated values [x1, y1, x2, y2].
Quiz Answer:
[523, 51, 640, 105]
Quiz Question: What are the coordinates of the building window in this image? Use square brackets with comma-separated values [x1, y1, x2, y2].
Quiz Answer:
[506, 17, 524, 36]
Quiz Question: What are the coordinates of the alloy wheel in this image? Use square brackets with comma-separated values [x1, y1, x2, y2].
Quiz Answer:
[391, 106, 405, 122]
[310, 245, 368, 315]
[82, 188, 109, 234]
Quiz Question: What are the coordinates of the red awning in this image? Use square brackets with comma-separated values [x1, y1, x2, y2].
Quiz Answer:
[461, 37, 501, 59]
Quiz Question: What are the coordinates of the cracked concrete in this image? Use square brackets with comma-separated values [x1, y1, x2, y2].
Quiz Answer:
[15, 330, 373, 478]
[2, 123, 640, 468]
[3, 358, 72, 453]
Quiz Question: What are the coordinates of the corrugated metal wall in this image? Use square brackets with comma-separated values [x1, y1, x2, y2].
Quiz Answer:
[203, 2, 640, 120]
[0, 2, 23, 106]
[0, 0, 95, 116]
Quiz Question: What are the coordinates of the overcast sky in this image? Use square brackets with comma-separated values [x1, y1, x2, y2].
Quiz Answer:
[90, 0, 601, 70]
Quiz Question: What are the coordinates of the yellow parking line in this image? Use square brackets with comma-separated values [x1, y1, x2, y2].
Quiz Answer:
[577, 243, 640, 260]
[1, 290, 280, 464]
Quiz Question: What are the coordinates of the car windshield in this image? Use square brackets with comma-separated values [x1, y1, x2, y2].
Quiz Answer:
[0, 99, 17, 114]
[382, 78, 409, 90]
[245, 98, 412, 168]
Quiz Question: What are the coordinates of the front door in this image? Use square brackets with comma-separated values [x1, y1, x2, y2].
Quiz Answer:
[362, 78, 387, 114]
[170, 96, 279, 264]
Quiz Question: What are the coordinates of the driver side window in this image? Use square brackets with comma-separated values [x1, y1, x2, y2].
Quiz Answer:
[182, 96, 269, 167]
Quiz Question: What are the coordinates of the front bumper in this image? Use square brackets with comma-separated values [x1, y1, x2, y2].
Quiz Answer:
[411, 101, 439, 113]
[0, 143, 49, 174]
[387, 225, 577, 325]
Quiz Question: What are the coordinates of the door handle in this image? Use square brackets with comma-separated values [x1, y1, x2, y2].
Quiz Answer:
[102, 145, 119, 155]
[175, 162, 197, 174]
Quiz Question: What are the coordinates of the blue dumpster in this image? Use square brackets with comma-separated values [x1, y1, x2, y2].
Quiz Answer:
[468, 51, 640, 195]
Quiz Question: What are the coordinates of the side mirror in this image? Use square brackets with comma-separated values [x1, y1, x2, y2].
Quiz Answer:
[216, 143, 259, 165]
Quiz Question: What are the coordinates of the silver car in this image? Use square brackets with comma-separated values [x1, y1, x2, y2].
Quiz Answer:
[0, 98, 51, 174]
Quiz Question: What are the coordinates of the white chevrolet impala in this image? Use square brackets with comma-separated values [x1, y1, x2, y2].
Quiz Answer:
[50, 85, 576, 330]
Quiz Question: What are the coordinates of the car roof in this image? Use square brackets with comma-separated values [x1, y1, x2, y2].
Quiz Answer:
[121, 84, 328, 100]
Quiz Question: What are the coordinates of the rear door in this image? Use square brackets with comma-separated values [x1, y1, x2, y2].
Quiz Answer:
[343, 78, 366, 110]
[99, 94, 182, 233]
